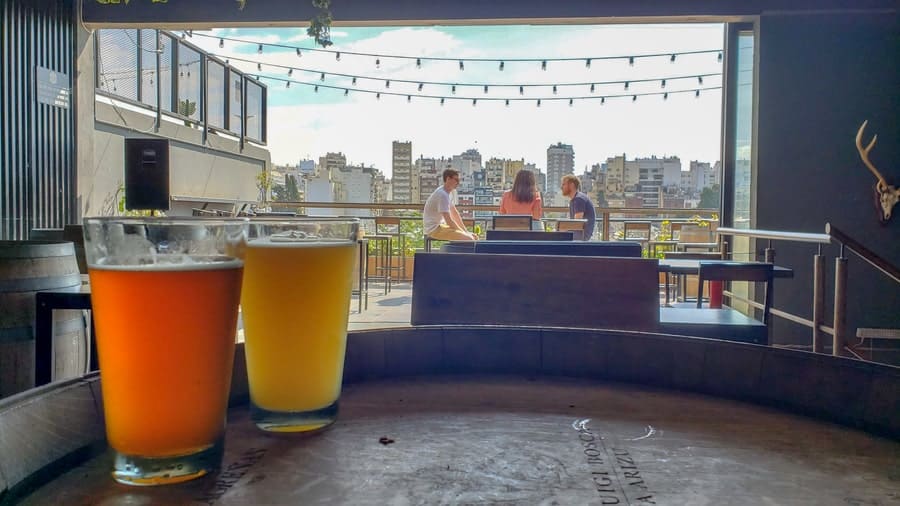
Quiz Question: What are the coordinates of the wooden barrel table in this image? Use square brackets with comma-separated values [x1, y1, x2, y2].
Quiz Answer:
[2, 327, 899, 505]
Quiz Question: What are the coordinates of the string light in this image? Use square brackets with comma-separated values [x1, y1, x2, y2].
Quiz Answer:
[440, 97, 444, 105]
[416, 58, 421, 68]
[219, 38, 224, 48]
[472, 98, 477, 106]
[505, 99, 509, 107]
[344, 88, 349, 96]
[629, 56, 635, 66]
[519, 86, 524, 95]
[541, 60, 547, 71]
[257, 62, 262, 71]
[314, 85, 319, 92]
[257, 43, 262, 54]
[407, 95, 411, 102]
[624, 81, 630, 90]
[483, 85, 488, 94]
[663, 92, 668, 100]
[569, 98, 573, 106]
[418, 83, 424, 91]
[698, 76, 704, 85]
[376, 92, 381, 100]
[335, 52, 341, 61]
[590, 84, 595, 93]
[375, 58, 380, 68]
[661, 79, 666, 88]
[288, 68, 293, 76]
[552, 85, 557, 94]
[296, 48, 301, 57]
[499, 61, 505, 71]
[537, 99, 541, 107]
[320, 72, 325, 81]
[286, 81, 290, 88]
[451, 85, 456, 94]
[352, 77, 357, 85]
[585, 59, 591, 68]
[459, 60, 464, 71]
[695, 89, 700, 98]
[717, 52, 723, 62]
[632, 95, 637, 102]
[670, 54, 676, 63]
[385, 80, 391, 88]
[601, 97, 605, 105]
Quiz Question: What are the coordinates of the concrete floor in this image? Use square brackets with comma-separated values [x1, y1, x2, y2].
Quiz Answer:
[348, 282, 413, 331]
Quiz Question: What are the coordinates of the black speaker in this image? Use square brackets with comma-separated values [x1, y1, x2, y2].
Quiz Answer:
[124, 138, 170, 211]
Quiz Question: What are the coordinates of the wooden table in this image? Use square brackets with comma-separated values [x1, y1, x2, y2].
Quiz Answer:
[657, 259, 793, 306]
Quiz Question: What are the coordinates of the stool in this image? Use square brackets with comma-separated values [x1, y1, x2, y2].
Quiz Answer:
[366, 234, 392, 294]
[35, 285, 95, 387]
[375, 217, 406, 283]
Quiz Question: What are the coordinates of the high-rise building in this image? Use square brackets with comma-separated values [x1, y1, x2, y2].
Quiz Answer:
[318, 152, 347, 177]
[391, 141, 413, 203]
[416, 156, 447, 202]
[484, 158, 506, 191]
[547, 142, 574, 205]
[331, 164, 374, 217]
[632, 156, 681, 208]
[451, 148, 481, 192]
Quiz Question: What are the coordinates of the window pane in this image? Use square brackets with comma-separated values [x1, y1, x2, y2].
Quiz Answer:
[139, 29, 157, 107]
[229, 71, 243, 135]
[732, 32, 754, 229]
[246, 80, 263, 141]
[177, 43, 202, 120]
[159, 34, 174, 112]
[207, 59, 225, 129]
[96, 29, 138, 100]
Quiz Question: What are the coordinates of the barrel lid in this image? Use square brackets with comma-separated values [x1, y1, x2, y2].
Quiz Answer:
[0, 241, 75, 258]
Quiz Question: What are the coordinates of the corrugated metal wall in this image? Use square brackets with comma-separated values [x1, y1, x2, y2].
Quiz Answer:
[0, 0, 75, 240]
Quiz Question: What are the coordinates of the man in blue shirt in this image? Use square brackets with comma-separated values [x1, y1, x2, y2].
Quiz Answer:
[561, 174, 596, 240]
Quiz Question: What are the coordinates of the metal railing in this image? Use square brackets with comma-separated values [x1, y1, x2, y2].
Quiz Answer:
[717, 224, 900, 360]
[268, 201, 719, 242]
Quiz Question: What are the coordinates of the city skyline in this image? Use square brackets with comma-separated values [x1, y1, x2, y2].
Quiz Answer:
[187, 23, 725, 177]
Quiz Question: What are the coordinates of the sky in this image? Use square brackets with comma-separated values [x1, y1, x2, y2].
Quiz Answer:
[186, 23, 724, 178]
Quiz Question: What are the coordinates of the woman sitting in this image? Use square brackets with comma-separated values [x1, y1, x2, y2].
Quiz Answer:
[499, 170, 543, 221]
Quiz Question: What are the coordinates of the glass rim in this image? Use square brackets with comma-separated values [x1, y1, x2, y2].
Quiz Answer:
[82, 216, 249, 225]
[247, 216, 360, 225]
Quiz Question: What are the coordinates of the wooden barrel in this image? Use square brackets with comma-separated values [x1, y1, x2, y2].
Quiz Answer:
[0, 241, 86, 398]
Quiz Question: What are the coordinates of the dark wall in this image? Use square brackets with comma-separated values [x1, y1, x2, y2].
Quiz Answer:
[756, 12, 899, 344]
[0, 0, 76, 239]
[82, 0, 897, 26]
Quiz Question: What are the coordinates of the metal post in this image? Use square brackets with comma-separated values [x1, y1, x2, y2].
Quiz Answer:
[832, 251, 848, 357]
[602, 211, 610, 241]
[812, 250, 826, 353]
[764, 239, 775, 263]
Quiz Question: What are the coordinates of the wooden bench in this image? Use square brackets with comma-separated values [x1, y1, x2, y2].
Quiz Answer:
[441, 240, 643, 257]
[411, 252, 660, 330]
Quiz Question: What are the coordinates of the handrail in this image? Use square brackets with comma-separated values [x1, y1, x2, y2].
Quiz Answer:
[717, 227, 831, 244]
[281, 201, 719, 217]
[826, 223, 900, 284]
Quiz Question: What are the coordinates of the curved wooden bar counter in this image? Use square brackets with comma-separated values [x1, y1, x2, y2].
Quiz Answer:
[1, 327, 898, 504]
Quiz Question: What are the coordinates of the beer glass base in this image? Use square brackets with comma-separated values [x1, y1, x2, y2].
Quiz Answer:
[251, 400, 339, 433]
[111, 437, 224, 486]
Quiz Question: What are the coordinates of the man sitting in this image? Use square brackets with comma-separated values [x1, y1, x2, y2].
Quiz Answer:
[423, 168, 477, 241]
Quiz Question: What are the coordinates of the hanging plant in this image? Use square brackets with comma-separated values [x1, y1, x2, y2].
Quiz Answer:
[235, 0, 333, 48]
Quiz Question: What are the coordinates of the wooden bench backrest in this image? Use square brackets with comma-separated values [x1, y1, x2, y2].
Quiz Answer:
[412, 252, 660, 330]
[485, 230, 574, 241]
[492, 215, 532, 230]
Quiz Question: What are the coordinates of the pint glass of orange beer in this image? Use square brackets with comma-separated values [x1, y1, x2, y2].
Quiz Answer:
[241, 218, 358, 432]
[83, 217, 247, 485]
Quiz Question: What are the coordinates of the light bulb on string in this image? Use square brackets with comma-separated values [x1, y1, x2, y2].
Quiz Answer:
[519, 86, 524, 95]
[698, 76, 704, 85]
[314, 85, 319, 92]
[541, 60, 547, 71]
[320, 72, 325, 81]
[407, 95, 411, 103]
[483, 85, 488, 94]
[590, 83, 595, 93]
[661, 79, 666, 88]
[632, 95, 637, 102]
[288, 68, 293, 77]
[670, 54, 676, 63]
[352, 77, 357, 85]
[219, 38, 224, 48]
[552, 85, 557, 94]
[296, 48, 301, 57]
[179, 70, 183, 77]
[663, 92, 668, 100]
[385, 80, 391, 88]
[416, 58, 421, 68]
[335, 52, 341, 61]
[695, 89, 700, 98]
[717, 52, 723, 62]
[286, 81, 290, 88]
[585, 59, 591, 68]
[451, 85, 456, 94]
[628, 56, 634, 66]
[624, 81, 629, 90]
[499, 61, 505, 71]
[569, 98, 573, 106]
[537, 99, 541, 107]
[257, 43, 262, 54]
[459, 60, 464, 71]
[375, 58, 380, 68]
[418, 83, 423, 91]
[376, 92, 381, 100]
[440, 97, 445, 106]
[601, 97, 605, 105]
[187, 71, 191, 77]
[505, 99, 509, 107]
[344, 89, 349, 96]
[472, 99, 477, 106]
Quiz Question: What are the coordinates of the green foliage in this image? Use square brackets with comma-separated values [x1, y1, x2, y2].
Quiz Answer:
[699, 184, 721, 209]
[178, 99, 197, 118]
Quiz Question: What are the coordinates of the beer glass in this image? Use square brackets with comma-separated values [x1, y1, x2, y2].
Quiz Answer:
[83, 217, 247, 485]
[241, 218, 359, 432]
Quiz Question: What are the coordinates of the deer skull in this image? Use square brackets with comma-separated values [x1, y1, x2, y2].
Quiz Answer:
[856, 120, 899, 224]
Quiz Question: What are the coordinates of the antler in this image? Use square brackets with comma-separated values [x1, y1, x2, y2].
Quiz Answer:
[856, 120, 888, 191]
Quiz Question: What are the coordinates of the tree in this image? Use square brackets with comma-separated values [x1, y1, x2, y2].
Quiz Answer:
[699, 184, 721, 209]
[271, 183, 287, 201]
[284, 175, 300, 201]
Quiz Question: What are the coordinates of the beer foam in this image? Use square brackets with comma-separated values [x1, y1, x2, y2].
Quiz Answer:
[247, 237, 352, 248]
[93, 255, 243, 271]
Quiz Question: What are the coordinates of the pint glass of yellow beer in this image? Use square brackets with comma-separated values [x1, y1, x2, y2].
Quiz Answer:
[241, 218, 359, 432]
[83, 217, 247, 485]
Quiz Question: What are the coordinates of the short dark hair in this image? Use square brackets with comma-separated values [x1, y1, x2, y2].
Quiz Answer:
[442, 168, 460, 182]
[562, 174, 580, 191]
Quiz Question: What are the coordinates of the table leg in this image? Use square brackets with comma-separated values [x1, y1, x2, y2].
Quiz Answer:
[34, 296, 53, 387]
